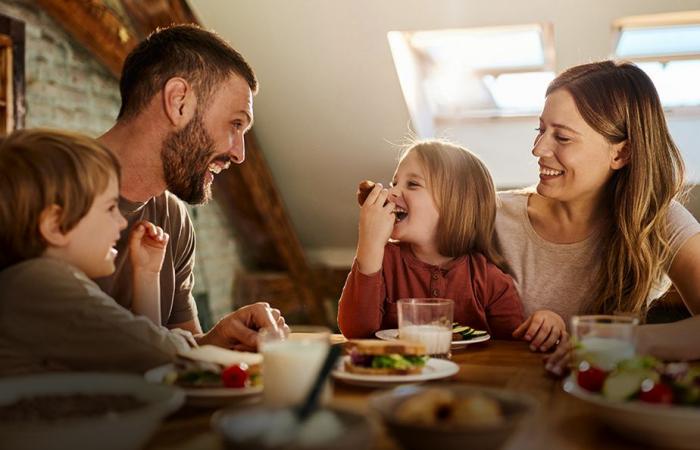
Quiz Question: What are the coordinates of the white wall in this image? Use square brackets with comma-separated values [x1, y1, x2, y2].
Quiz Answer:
[191, 0, 700, 267]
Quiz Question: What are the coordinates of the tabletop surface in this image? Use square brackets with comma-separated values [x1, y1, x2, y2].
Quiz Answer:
[145, 339, 649, 450]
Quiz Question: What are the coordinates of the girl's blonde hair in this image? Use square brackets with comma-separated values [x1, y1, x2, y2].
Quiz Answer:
[0, 129, 121, 271]
[404, 140, 504, 267]
[546, 61, 685, 315]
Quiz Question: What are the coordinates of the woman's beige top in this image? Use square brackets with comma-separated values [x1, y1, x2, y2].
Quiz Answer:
[495, 191, 700, 324]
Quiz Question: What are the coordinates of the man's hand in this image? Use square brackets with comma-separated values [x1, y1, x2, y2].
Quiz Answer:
[129, 221, 169, 273]
[513, 309, 566, 352]
[196, 302, 288, 351]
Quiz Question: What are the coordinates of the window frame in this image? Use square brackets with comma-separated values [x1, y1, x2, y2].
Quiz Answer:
[612, 11, 700, 115]
[389, 22, 556, 133]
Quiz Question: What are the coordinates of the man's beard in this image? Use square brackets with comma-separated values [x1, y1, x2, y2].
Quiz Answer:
[161, 111, 216, 204]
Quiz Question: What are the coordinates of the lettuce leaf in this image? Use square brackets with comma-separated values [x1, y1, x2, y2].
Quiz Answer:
[370, 354, 427, 369]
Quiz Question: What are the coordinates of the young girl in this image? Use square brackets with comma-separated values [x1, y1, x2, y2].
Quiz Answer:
[337, 140, 524, 339]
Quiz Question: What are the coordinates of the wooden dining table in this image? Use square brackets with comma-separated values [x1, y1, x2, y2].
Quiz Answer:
[145, 339, 648, 450]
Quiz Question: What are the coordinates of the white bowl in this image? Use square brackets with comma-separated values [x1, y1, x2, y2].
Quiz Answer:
[563, 375, 700, 449]
[212, 406, 373, 450]
[0, 372, 185, 450]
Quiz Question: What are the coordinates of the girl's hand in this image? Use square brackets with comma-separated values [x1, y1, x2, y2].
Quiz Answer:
[356, 183, 395, 274]
[513, 309, 566, 352]
[358, 183, 395, 244]
[129, 221, 169, 274]
[543, 333, 573, 377]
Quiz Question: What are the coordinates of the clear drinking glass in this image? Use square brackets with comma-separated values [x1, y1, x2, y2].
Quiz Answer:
[258, 325, 331, 407]
[570, 315, 639, 371]
[398, 298, 454, 359]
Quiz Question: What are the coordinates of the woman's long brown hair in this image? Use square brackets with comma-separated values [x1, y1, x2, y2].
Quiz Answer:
[547, 61, 686, 315]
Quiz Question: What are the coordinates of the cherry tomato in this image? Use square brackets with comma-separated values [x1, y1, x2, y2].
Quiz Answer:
[639, 380, 673, 404]
[577, 361, 608, 392]
[221, 363, 249, 388]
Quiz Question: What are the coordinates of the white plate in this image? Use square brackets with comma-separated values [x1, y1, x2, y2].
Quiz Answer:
[563, 374, 700, 449]
[145, 364, 262, 407]
[375, 328, 490, 349]
[332, 356, 459, 388]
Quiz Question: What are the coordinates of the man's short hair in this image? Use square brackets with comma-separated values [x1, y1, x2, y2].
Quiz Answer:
[118, 24, 258, 119]
[0, 129, 121, 270]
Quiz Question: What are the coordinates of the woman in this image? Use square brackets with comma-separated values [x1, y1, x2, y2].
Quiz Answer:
[495, 60, 700, 366]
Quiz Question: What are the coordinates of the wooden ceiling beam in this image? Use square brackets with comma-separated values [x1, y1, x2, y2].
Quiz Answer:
[213, 133, 327, 324]
[35, 0, 137, 77]
[121, 0, 199, 39]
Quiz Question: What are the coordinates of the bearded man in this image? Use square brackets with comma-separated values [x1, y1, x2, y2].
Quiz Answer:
[96, 24, 286, 350]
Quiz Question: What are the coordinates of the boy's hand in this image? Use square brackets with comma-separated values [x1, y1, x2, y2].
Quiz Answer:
[129, 220, 169, 274]
[513, 309, 566, 352]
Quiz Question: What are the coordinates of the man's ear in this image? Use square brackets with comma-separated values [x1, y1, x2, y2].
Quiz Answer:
[610, 141, 630, 170]
[162, 77, 197, 127]
[38, 205, 70, 247]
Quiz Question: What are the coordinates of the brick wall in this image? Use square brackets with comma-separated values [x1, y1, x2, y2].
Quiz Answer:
[0, 0, 241, 326]
[0, 0, 120, 136]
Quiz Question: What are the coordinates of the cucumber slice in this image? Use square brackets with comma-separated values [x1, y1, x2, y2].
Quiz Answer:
[468, 330, 488, 337]
[452, 326, 472, 334]
[452, 324, 487, 340]
[602, 369, 657, 401]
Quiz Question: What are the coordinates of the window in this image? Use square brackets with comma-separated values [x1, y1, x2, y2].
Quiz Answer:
[388, 23, 555, 136]
[614, 11, 700, 110]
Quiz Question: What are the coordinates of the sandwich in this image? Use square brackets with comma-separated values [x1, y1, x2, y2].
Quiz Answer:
[344, 339, 428, 375]
[163, 345, 263, 388]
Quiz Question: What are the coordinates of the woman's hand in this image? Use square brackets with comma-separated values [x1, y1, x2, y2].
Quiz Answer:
[513, 309, 566, 352]
[543, 333, 573, 377]
[129, 220, 169, 274]
[356, 183, 395, 274]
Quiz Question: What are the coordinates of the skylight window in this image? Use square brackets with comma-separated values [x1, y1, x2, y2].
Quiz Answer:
[614, 12, 700, 109]
[616, 25, 700, 58]
[388, 23, 554, 134]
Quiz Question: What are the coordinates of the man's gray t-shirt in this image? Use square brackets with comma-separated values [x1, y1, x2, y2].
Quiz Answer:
[95, 191, 197, 326]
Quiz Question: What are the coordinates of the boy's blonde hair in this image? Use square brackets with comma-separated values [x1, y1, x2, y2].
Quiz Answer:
[0, 129, 121, 270]
[404, 140, 504, 267]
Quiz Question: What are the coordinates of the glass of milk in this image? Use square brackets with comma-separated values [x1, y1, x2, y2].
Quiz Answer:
[398, 298, 454, 359]
[259, 326, 331, 408]
[571, 315, 639, 371]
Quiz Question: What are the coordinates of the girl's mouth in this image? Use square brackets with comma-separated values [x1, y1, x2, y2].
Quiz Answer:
[394, 206, 408, 222]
